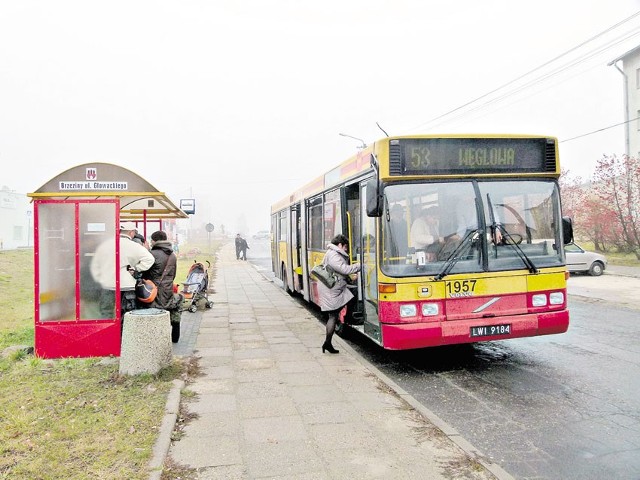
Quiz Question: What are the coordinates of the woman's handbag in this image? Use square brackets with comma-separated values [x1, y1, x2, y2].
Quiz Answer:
[311, 264, 337, 288]
[135, 253, 175, 304]
[135, 278, 158, 303]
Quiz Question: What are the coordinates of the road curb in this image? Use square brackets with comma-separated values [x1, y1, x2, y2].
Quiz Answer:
[334, 334, 515, 480]
[149, 378, 184, 480]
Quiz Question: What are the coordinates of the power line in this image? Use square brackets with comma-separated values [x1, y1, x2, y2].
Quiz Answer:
[425, 26, 640, 131]
[406, 11, 640, 133]
[560, 116, 640, 143]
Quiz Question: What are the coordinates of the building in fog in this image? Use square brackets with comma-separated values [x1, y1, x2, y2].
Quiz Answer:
[609, 45, 640, 158]
[0, 186, 32, 250]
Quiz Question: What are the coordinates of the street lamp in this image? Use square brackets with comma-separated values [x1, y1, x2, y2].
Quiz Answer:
[339, 133, 367, 149]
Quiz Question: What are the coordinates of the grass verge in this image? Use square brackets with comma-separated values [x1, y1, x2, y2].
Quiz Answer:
[0, 356, 187, 479]
[0, 249, 35, 346]
[0, 240, 224, 479]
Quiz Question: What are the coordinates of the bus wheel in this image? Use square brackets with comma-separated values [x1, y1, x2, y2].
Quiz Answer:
[282, 266, 293, 295]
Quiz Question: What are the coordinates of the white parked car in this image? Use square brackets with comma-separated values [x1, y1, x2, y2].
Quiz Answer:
[565, 242, 608, 276]
[253, 230, 270, 240]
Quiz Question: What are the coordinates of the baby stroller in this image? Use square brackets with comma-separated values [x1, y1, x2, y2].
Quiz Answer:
[181, 260, 213, 313]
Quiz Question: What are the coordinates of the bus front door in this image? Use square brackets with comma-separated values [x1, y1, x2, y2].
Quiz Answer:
[359, 182, 381, 344]
[290, 204, 303, 293]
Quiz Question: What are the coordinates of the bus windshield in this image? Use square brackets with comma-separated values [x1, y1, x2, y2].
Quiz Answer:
[381, 179, 563, 277]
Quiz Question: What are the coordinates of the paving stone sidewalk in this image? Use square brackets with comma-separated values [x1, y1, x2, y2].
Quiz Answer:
[159, 243, 511, 480]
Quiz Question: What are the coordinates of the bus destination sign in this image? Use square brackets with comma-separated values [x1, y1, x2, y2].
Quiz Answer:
[396, 138, 553, 175]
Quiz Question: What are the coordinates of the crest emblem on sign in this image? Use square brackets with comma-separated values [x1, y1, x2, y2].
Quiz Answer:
[86, 168, 97, 180]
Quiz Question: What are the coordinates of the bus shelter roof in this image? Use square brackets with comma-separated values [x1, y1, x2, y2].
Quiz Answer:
[27, 162, 188, 221]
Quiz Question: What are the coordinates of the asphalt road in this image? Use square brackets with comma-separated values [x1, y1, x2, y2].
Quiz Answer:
[340, 296, 640, 480]
[248, 239, 640, 480]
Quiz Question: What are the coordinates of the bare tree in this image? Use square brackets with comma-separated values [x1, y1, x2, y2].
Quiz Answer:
[560, 169, 610, 250]
[592, 154, 640, 258]
[559, 168, 587, 228]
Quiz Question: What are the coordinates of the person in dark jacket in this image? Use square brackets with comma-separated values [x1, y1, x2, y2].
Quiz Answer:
[317, 234, 360, 354]
[235, 234, 243, 260]
[132, 232, 149, 249]
[143, 230, 183, 342]
[240, 236, 249, 260]
[235, 234, 249, 260]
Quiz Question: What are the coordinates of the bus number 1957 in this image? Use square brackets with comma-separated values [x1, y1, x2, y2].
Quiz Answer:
[445, 279, 477, 297]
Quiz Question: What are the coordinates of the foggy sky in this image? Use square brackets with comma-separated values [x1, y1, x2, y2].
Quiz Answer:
[2, 0, 640, 235]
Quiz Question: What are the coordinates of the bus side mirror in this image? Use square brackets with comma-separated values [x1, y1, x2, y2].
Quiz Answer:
[562, 216, 573, 245]
[365, 178, 383, 217]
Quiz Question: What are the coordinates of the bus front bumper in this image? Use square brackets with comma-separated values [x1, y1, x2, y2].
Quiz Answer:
[379, 310, 569, 350]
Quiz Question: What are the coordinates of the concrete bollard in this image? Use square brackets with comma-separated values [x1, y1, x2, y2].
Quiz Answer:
[119, 308, 172, 376]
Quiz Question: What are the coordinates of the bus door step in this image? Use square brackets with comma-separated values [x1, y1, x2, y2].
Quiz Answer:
[347, 311, 364, 325]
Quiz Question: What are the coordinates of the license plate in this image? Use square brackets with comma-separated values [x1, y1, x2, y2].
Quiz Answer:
[470, 324, 511, 337]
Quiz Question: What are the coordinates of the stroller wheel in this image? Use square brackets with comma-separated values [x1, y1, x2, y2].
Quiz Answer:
[171, 322, 180, 343]
[206, 301, 213, 308]
[189, 304, 197, 313]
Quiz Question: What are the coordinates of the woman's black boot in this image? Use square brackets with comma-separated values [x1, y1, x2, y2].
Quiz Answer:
[322, 342, 339, 354]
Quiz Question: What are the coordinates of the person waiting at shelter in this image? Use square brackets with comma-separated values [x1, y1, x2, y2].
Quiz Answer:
[90, 221, 155, 321]
[132, 231, 149, 249]
[143, 230, 183, 342]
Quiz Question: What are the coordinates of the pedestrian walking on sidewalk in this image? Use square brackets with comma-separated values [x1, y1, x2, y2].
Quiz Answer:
[235, 234, 249, 260]
[235, 234, 242, 260]
[240, 236, 249, 260]
[317, 234, 360, 354]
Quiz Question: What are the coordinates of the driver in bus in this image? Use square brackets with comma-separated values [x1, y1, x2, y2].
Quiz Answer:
[410, 206, 444, 261]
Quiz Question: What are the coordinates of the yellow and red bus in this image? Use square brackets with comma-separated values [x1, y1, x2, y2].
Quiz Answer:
[271, 134, 573, 350]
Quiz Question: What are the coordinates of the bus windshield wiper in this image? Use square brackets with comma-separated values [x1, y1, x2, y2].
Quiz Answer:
[434, 229, 480, 281]
[495, 223, 539, 274]
[486, 193, 538, 274]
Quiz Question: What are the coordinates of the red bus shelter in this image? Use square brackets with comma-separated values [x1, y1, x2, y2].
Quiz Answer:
[27, 163, 188, 359]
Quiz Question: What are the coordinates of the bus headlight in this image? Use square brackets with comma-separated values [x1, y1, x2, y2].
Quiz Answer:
[421, 303, 439, 316]
[400, 304, 417, 317]
[532, 294, 547, 307]
[549, 292, 564, 305]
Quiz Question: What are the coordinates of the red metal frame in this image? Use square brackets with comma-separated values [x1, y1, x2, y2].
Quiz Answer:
[34, 199, 122, 359]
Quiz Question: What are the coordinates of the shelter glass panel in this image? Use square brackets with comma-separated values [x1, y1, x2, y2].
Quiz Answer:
[37, 203, 77, 322]
[79, 203, 117, 319]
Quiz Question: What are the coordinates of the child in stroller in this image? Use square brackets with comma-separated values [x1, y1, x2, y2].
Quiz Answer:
[181, 260, 213, 313]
